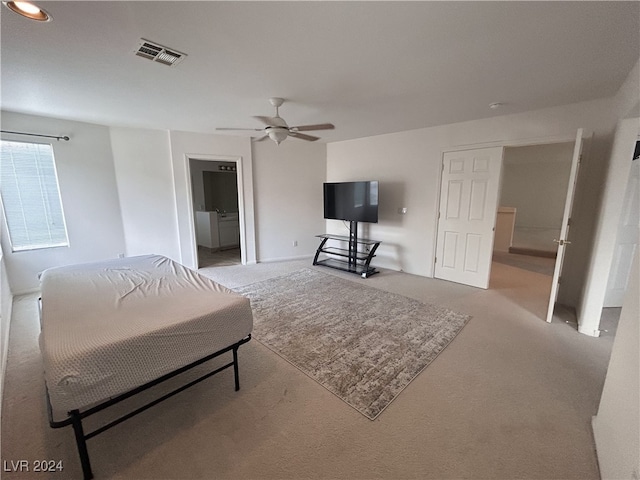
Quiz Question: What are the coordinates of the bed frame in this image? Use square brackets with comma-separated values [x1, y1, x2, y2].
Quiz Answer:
[45, 334, 251, 480]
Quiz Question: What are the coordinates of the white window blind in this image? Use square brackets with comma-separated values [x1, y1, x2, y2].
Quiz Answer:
[0, 140, 69, 252]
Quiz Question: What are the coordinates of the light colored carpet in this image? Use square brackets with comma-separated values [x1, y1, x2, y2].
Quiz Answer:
[1, 260, 619, 479]
[234, 268, 470, 419]
[492, 251, 556, 276]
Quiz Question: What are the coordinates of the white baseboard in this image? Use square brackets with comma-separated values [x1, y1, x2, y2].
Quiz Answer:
[578, 325, 601, 337]
[258, 254, 314, 264]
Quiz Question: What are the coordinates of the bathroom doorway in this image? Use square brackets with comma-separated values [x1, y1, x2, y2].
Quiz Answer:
[189, 158, 242, 268]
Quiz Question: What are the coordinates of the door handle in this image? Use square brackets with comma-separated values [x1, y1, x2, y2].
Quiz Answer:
[553, 239, 572, 246]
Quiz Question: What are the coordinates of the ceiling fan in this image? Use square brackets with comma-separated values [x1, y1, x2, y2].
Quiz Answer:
[216, 98, 334, 145]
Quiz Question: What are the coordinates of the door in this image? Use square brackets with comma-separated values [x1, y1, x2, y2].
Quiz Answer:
[604, 154, 639, 306]
[435, 146, 504, 289]
[545, 129, 584, 322]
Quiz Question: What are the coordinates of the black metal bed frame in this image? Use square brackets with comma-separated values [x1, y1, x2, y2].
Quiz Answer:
[45, 335, 251, 480]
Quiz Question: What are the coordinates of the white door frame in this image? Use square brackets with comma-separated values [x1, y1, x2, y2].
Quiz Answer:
[185, 154, 248, 268]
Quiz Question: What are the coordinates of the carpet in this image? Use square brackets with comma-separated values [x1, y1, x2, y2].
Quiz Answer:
[492, 251, 555, 276]
[234, 269, 471, 420]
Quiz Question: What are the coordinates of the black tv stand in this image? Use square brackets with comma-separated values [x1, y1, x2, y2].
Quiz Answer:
[313, 221, 381, 278]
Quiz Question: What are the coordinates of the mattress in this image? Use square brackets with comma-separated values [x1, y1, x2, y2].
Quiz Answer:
[39, 254, 253, 415]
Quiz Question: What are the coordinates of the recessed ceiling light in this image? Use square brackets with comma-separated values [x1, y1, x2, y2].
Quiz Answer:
[489, 102, 503, 110]
[3, 1, 51, 21]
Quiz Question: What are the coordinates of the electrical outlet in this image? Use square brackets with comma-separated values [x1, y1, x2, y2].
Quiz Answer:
[118, 253, 125, 258]
[292, 240, 298, 247]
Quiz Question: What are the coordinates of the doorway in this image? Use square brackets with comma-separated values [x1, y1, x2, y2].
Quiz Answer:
[434, 131, 583, 323]
[490, 141, 575, 320]
[189, 158, 242, 269]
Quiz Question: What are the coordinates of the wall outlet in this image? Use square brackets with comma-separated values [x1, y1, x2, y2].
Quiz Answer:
[292, 240, 298, 247]
[118, 253, 125, 258]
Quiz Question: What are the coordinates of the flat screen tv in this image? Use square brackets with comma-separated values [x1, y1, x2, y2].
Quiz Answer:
[323, 181, 379, 223]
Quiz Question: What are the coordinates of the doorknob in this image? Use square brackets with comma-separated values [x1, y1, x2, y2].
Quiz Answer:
[553, 239, 572, 246]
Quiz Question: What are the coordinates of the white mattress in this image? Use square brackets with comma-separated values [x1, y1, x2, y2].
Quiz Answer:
[39, 254, 253, 414]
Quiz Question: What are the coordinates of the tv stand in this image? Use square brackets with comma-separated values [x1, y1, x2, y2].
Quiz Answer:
[313, 222, 381, 278]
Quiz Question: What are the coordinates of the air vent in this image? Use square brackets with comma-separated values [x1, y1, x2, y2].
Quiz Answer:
[135, 39, 186, 67]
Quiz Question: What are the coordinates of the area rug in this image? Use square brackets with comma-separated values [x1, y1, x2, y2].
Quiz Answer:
[234, 268, 471, 420]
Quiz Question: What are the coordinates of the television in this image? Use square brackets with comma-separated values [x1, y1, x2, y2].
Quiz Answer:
[323, 181, 379, 223]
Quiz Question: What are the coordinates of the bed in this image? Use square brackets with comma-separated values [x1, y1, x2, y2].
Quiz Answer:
[39, 254, 253, 479]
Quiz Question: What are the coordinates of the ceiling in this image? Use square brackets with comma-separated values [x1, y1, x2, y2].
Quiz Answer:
[1, 1, 638, 143]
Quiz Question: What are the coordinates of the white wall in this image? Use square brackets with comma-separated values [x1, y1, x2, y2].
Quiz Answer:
[32, 122, 325, 274]
[110, 127, 181, 261]
[0, 116, 329, 283]
[577, 59, 639, 333]
[593, 249, 639, 479]
[326, 132, 434, 273]
[110, 130, 260, 269]
[251, 139, 327, 262]
[327, 98, 616, 288]
[578, 117, 639, 336]
[501, 143, 573, 232]
[0, 112, 126, 293]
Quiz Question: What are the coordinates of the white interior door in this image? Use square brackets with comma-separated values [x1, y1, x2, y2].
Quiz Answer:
[604, 156, 639, 307]
[435, 146, 504, 289]
[545, 129, 584, 323]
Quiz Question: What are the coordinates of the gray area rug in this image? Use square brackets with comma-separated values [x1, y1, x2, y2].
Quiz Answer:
[234, 269, 471, 420]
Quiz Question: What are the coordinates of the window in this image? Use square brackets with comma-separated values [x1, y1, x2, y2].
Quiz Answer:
[0, 140, 69, 252]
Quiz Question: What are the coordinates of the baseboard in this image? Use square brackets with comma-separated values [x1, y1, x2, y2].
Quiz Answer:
[508, 247, 557, 258]
[258, 254, 314, 264]
[578, 324, 601, 337]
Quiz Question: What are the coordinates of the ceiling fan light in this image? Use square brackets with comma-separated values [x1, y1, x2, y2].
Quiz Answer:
[268, 128, 288, 145]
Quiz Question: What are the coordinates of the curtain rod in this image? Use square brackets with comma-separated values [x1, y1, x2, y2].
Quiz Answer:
[1, 130, 70, 141]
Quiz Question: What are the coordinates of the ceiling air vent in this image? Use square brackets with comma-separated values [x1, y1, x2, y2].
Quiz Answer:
[134, 39, 186, 67]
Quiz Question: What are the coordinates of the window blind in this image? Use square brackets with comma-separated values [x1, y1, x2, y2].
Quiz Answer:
[0, 140, 69, 252]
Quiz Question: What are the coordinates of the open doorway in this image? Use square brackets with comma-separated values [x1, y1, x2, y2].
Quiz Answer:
[490, 141, 575, 320]
[189, 158, 242, 269]
[435, 132, 583, 322]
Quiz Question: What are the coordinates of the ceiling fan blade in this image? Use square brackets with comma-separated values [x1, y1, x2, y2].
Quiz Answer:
[255, 115, 288, 128]
[290, 123, 335, 132]
[252, 116, 276, 126]
[215, 127, 263, 131]
[289, 132, 320, 142]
